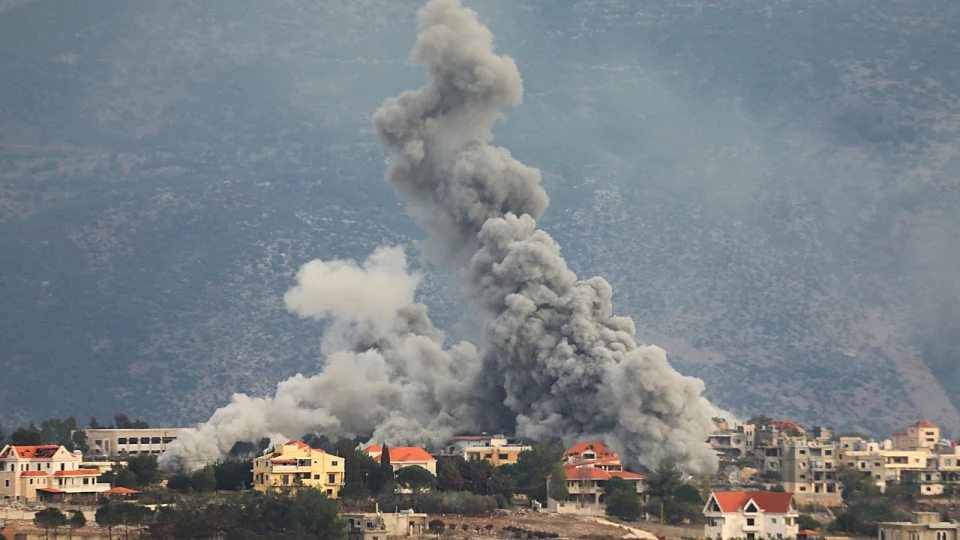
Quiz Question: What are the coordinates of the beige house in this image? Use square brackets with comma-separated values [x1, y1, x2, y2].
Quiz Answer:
[0, 445, 110, 502]
[892, 421, 941, 451]
[547, 442, 645, 515]
[363, 445, 437, 476]
[252, 440, 345, 498]
[343, 511, 428, 539]
[878, 512, 958, 540]
[780, 440, 841, 500]
[452, 435, 531, 466]
[86, 427, 198, 458]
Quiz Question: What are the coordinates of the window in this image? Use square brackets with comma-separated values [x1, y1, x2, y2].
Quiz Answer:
[825, 450, 833, 456]
[118, 438, 127, 444]
[46, 463, 50, 469]
[799, 450, 807, 455]
[162, 437, 174, 444]
[314, 474, 320, 480]
[29, 479, 33, 485]
[327, 489, 333, 496]
[83, 478, 89, 485]
[151, 437, 161, 444]
[799, 486, 807, 491]
[328, 474, 336, 484]
[937, 532, 948, 540]
[60, 464, 64, 471]
[331, 460, 338, 466]
[771, 518, 777, 524]
[747, 518, 756, 526]
[499, 454, 509, 460]
[140, 437, 150, 444]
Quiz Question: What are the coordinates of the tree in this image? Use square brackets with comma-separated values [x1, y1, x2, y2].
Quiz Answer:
[675, 483, 704, 504]
[291, 488, 346, 539]
[113, 467, 138, 489]
[607, 489, 643, 521]
[34, 507, 67, 539]
[11, 425, 43, 446]
[798, 514, 820, 531]
[113, 414, 149, 430]
[89, 416, 104, 429]
[96, 504, 123, 540]
[428, 519, 445, 534]
[547, 462, 569, 501]
[397, 465, 437, 510]
[213, 459, 254, 490]
[40, 417, 78, 449]
[646, 462, 684, 500]
[747, 415, 773, 427]
[510, 443, 564, 503]
[126, 454, 160, 487]
[190, 466, 217, 492]
[380, 444, 395, 484]
[67, 510, 86, 540]
[437, 458, 466, 491]
[166, 473, 191, 492]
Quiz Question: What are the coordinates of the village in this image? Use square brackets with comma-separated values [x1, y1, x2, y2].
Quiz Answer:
[1, 416, 958, 540]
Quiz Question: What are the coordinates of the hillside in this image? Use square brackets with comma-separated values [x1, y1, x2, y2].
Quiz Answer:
[0, 0, 958, 436]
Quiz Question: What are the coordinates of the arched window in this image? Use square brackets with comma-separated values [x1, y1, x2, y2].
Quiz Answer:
[879, 529, 886, 540]
[936, 531, 948, 540]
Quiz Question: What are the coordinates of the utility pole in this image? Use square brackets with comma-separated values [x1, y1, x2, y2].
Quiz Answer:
[660, 499, 664, 539]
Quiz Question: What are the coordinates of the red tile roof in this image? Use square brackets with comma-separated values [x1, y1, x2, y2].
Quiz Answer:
[104, 487, 140, 494]
[53, 469, 100, 476]
[285, 440, 309, 449]
[798, 530, 820, 536]
[373, 447, 435, 463]
[711, 492, 795, 514]
[270, 458, 297, 464]
[363, 444, 382, 453]
[0, 445, 61, 459]
[21, 471, 49, 477]
[914, 420, 938, 429]
[564, 442, 617, 460]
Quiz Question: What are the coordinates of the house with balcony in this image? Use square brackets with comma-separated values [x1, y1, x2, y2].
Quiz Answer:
[363, 445, 437, 476]
[546, 442, 645, 515]
[780, 440, 841, 501]
[0, 445, 110, 502]
[878, 512, 959, 540]
[457, 435, 531, 466]
[703, 491, 799, 540]
[252, 440, 345, 498]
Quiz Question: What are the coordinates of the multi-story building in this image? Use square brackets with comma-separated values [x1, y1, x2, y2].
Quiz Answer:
[547, 442, 646, 515]
[86, 426, 199, 458]
[892, 421, 941, 451]
[0, 445, 110, 502]
[899, 445, 960, 496]
[363, 445, 437, 476]
[708, 430, 751, 459]
[458, 435, 531, 466]
[878, 512, 959, 540]
[703, 491, 799, 540]
[780, 440, 840, 498]
[252, 440, 345, 498]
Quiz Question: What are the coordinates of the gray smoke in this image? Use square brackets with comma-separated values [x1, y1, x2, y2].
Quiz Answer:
[161, 0, 718, 475]
[159, 246, 482, 470]
[372, 0, 717, 473]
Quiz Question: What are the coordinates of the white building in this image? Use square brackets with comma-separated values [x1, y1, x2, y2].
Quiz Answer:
[0, 445, 110, 502]
[703, 491, 799, 540]
[86, 427, 198, 458]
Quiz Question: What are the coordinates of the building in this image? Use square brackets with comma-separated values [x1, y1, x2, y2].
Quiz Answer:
[892, 421, 941, 451]
[703, 491, 799, 540]
[343, 511, 428, 539]
[86, 427, 198, 458]
[708, 430, 751, 459]
[878, 512, 959, 540]
[547, 442, 646, 515]
[563, 442, 618, 463]
[363, 446, 437, 476]
[780, 440, 840, 499]
[252, 440, 345, 498]
[455, 435, 531, 466]
[0, 445, 110, 502]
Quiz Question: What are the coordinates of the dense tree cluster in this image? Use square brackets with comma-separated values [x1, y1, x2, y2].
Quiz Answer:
[828, 466, 904, 536]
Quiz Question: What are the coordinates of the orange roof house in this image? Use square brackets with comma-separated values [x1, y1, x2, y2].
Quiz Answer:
[1, 444, 110, 502]
[704, 492, 799, 540]
[563, 442, 618, 463]
[364, 446, 437, 476]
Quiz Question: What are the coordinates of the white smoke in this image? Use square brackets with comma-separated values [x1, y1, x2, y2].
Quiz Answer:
[159, 246, 481, 470]
[161, 0, 718, 475]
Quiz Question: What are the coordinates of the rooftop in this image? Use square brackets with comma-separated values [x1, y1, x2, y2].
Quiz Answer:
[710, 491, 795, 514]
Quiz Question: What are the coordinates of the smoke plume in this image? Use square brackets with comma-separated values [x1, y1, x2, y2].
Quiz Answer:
[161, 0, 718, 474]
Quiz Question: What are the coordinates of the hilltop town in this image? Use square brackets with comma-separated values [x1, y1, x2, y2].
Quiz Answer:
[1, 415, 959, 539]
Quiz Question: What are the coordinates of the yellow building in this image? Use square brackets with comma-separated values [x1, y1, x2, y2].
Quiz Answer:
[456, 436, 531, 466]
[252, 440, 345, 498]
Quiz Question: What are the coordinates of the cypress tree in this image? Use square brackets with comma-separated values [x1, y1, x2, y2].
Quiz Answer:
[380, 444, 394, 483]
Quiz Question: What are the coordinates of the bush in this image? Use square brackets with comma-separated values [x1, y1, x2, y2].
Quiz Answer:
[428, 519, 445, 533]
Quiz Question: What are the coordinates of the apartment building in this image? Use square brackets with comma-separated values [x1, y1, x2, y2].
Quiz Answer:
[892, 421, 941, 451]
[900, 445, 960, 496]
[878, 512, 959, 540]
[458, 435, 531, 466]
[86, 427, 197, 457]
[780, 440, 840, 498]
[252, 440, 345, 498]
[0, 445, 110, 502]
[704, 492, 799, 540]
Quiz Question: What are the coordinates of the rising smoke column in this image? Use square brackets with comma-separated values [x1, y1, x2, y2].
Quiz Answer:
[372, 0, 718, 473]
[159, 247, 482, 470]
